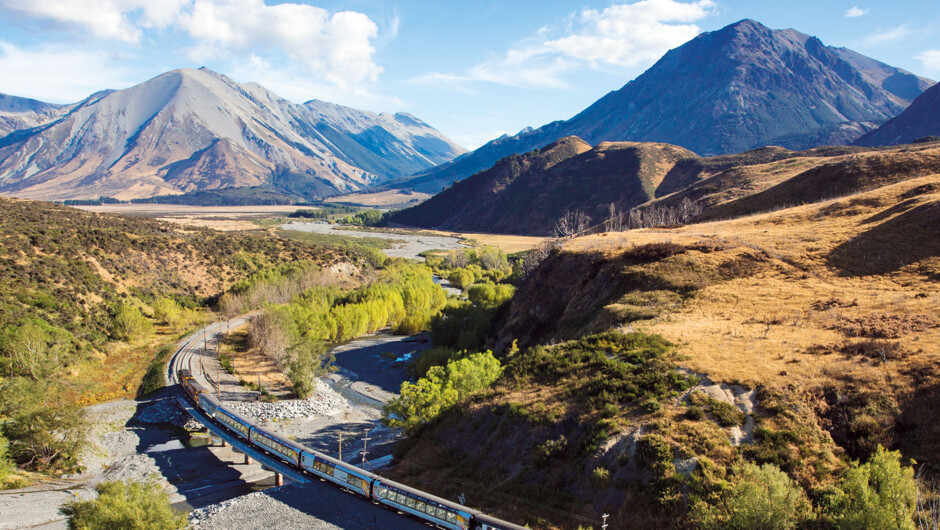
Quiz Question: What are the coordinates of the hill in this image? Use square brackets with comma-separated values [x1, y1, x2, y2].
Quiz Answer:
[855, 82, 940, 146]
[0, 93, 71, 137]
[401, 19, 931, 194]
[387, 168, 940, 528]
[0, 68, 465, 201]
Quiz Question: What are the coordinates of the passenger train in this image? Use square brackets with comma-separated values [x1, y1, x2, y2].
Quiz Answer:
[178, 369, 526, 530]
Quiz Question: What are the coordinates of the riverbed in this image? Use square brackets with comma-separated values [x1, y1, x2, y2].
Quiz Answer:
[281, 221, 466, 260]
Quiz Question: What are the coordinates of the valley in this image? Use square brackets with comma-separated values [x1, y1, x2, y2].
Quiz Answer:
[0, 7, 939, 530]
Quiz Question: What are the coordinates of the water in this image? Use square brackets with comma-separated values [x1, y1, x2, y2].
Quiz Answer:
[145, 434, 213, 453]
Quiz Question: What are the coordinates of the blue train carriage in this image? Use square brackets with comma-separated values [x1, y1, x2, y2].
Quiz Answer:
[371, 477, 477, 530]
[299, 450, 377, 497]
[198, 391, 221, 418]
[248, 425, 305, 467]
[213, 405, 253, 441]
[471, 512, 530, 530]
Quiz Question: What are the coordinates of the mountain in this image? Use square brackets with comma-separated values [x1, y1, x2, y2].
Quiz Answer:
[854, 82, 940, 146]
[388, 136, 776, 235]
[0, 93, 72, 137]
[0, 68, 465, 201]
[402, 19, 931, 194]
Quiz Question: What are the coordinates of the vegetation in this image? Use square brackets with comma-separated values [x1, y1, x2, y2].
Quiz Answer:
[0, 198, 347, 476]
[339, 208, 389, 226]
[690, 462, 812, 529]
[61, 479, 187, 529]
[383, 351, 502, 434]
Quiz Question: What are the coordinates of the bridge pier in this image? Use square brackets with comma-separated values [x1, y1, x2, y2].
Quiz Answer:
[244, 454, 252, 465]
[275, 473, 283, 487]
[220, 439, 227, 447]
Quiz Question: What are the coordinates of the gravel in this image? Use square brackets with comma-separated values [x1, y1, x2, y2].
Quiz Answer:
[281, 222, 466, 261]
[225, 381, 344, 423]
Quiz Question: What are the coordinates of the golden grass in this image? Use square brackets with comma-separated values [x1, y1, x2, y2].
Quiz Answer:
[324, 189, 432, 207]
[566, 174, 940, 393]
[219, 330, 293, 394]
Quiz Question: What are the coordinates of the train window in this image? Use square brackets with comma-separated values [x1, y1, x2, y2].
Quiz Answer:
[376, 486, 387, 498]
[436, 507, 446, 519]
[415, 501, 426, 513]
[406, 497, 417, 509]
[346, 474, 359, 486]
[446, 512, 457, 523]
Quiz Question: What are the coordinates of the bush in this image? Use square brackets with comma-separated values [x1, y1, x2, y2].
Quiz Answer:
[447, 268, 475, 290]
[111, 303, 152, 342]
[136, 345, 174, 398]
[690, 462, 812, 529]
[0, 379, 87, 472]
[61, 479, 187, 529]
[383, 351, 502, 433]
[822, 446, 917, 529]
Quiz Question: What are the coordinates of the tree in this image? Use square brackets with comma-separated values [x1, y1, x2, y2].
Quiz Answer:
[111, 303, 152, 342]
[247, 307, 297, 368]
[1, 322, 66, 380]
[0, 379, 87, 472]
[383, 351, 502, 433]
[287, 339, 329, 398]
[61, 479, 187, 529]
[824, 446, 918, 530]
[605, 202, 623, 232]
[151, 298, 183, 329]
[690, 462, 812, 529]
[553, 210, 592, 239]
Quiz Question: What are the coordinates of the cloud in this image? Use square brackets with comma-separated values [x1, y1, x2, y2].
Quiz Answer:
[844, 7, 869, 18]
[863, 24, 914, 46]
[0, 0, 384, 94]
[413, 0, 715, 90]
[916, 49, 940, 74]
[0, 41, 135, 102]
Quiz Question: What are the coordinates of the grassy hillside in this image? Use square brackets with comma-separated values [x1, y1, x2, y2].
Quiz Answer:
[388, 135, 890, 236]
[387, 172, 940, 527]
[0, 198, 354, 476]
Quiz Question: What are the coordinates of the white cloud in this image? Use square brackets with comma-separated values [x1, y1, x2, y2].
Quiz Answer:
[863, 24, 914, 46]
[916, 49, 940, 74]
[0, 41, 134, 102]
[0, 0, 384, 94]
[413, 0, 715, 90]
[844, 7, 869, 18]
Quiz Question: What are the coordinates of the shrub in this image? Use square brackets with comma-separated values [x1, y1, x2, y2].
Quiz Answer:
[383, 351, 502, 433]
[61, 479, 187, 529]
[690, 462, 812, 529]
[447, 268, 475, 290]
[592, 466, 612, 487]
[822, 446, 917, 529]
[111, 303, 152, 342]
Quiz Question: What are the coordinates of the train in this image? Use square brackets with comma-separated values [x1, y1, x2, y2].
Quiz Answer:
[178, 369, 526, 530]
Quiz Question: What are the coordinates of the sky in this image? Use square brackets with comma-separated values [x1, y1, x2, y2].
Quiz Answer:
[1, 0, 939, 149]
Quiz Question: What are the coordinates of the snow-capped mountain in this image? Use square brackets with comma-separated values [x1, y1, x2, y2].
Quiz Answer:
[0, 68, 465, 200]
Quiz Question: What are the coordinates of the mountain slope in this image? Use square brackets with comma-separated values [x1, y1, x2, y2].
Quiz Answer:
[390, 137, 709, 235]
[854, 82, 940, 146]
[0, 68, 464, 201]
[0, 93, 71, 137]
[403, 19, 931, 193]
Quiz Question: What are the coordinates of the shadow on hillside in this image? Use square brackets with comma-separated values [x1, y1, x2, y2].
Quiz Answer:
[897, 377, 940, 475]
[827, 200, 940, 277]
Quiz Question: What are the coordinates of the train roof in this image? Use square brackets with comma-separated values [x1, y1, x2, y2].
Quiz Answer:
[199, 392, 223, 408]
[214, 403, 254, 422]
[373, 475, 480, 515]
[250, 424, 309, 453]
[304, 450, 380, 480]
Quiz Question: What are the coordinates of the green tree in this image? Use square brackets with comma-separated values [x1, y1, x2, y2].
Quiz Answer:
[690, 462, 812, 529]
[0, 379, 87, 472]
[287, 339, 328, 398]
[61, 479, 187, 529]
[111, 303, 152, 342]
[447, 268, 475, 290]
[383, 351, 502, 433]
[151, 298, 183, 329]
[1, 322, 67, 380]
[823, 446, 917, 530]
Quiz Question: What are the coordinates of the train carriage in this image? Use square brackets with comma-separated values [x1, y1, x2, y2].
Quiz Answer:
[299, 450, 378, 497]
[213, 405, 253, 440]
[198, 391, 221, 418]
[372, 476, 477, 530]
[248, 425, 305, 467]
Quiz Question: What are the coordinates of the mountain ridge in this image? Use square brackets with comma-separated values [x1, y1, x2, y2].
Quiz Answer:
[400, 19, 932, 194]
[0, 68, 465, 201]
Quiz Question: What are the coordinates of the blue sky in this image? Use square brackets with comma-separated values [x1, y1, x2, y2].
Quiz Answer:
[1, 0, 938, 149]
